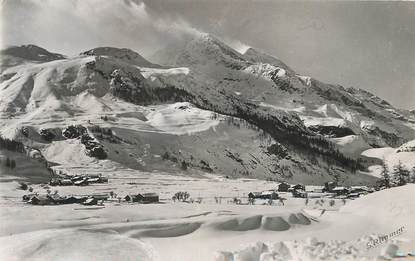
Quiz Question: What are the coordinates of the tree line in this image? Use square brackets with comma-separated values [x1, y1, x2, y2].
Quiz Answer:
[0, 136, 25, 153]
[1, 157, 16, 169]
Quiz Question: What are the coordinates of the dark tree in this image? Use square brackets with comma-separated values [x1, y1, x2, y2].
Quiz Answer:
[181, 161, 188, 170]
[10, 159, 16, 169]
[162, 152, 170, 160]
[392, 161, 410, 186]
[411, 166, 415, 183]
[380, 159, 391, 188]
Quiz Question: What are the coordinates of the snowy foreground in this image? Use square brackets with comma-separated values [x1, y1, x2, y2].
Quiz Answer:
[0, 172, 414, 261]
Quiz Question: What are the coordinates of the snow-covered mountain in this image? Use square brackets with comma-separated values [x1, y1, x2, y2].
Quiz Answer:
[81, 47, 160, 68]
[0, 45, 66, 70]
[1, 35, 414, 185]
[152, 33, 415, 148]
[243, 47, 295, 75]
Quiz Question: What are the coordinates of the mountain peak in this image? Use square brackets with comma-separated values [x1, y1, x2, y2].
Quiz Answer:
[1, 44, 65, 62]
[151, 33, 247, 69]
[81, 47, 159, 68]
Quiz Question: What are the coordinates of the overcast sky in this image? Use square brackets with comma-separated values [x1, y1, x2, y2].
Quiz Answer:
[1, 0, 414, 109]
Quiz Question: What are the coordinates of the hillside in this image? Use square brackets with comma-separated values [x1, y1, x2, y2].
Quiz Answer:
[1, 38, 414, 185]
[0, 45, 65, 71]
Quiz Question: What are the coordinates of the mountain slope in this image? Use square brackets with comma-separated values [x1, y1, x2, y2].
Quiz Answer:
[1, 39, 413, 185]
[243, 47, 295, 75]
[152, 34, 415, 149]
[0, 45, 66, 71]
[81, 47, 160, 68]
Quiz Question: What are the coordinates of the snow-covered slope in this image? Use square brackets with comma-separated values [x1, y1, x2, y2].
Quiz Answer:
[223, 184, 415, 261]
[0, 45, 65, 70]
[243, 47, 295, 75]
[361, 139, 415, 177]
[1, 38, 413, 184]
[81, 47, 160, 68]
[152, 34, 415, 149]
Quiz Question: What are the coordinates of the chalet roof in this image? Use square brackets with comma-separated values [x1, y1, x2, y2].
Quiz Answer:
[138, 192, 158, 197]
[350, 186, 369, 190]
[83, 198, 98, 204]
[30, 195, 49, 201]
[332, 187, 348, 191]
[74, 179, 88, 184]
[47, 194, 63, 200]
[306, 186, 324, 192]
[66, 195, 85, 199]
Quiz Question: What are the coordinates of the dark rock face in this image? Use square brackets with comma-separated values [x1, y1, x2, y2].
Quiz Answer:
[39, 129, 56, 142]
[62, 125, 87, 139]
[109, 69, 194, 106]
[267, 143, 289, 159]
[308, 125, 355, 138]
[366, 127, 401, 147]
[81, 134, 107, 159]
[63, 125, 107, 159]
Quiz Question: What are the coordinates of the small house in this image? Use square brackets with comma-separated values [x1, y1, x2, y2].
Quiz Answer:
[87, 177, 100, 183]
[292, 184, 305, 191]
[278, 182, 290, 192]
[324, 181, 337, 192]
[74, 178, 88, 186]
[23, 193, 37, 201]
[124, 195, 132, 202]
[60, 179, 73, 186]
[47, 193, 66, 204]
[91, 193, 109, 201]
[248, 192, 261, 199]
[63, 196, 86, 204]
[29, 195, 51, 205]
[82, 197, 98, 205]
[350, 186, 370, 194]
[71, 175, 84, 182]
[134, 193, 159, 203]
[292, 190, 307, 198]
[260, 190, 278, 199]
[347, 193, 360, 199]
[98, 176, 108, 183]
[332, 187, 350, 195]
[306, 186, 325, 193]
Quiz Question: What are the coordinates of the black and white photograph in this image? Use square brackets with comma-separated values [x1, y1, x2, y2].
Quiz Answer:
[0, 0, 414, 260]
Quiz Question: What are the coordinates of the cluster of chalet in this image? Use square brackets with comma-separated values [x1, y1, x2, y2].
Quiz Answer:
[23, 191, 160, 206]
[275, 181, 375, 199]
[49, 174, 108, 186]
[22, 193, 109, 206]
[124, 193, 159, 204]
[277, 183, 307, 198]
[248, 190, 279, 200]
[248, 183, 307, 200]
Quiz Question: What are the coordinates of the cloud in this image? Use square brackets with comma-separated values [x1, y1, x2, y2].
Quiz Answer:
[0, 0, 202, 57]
